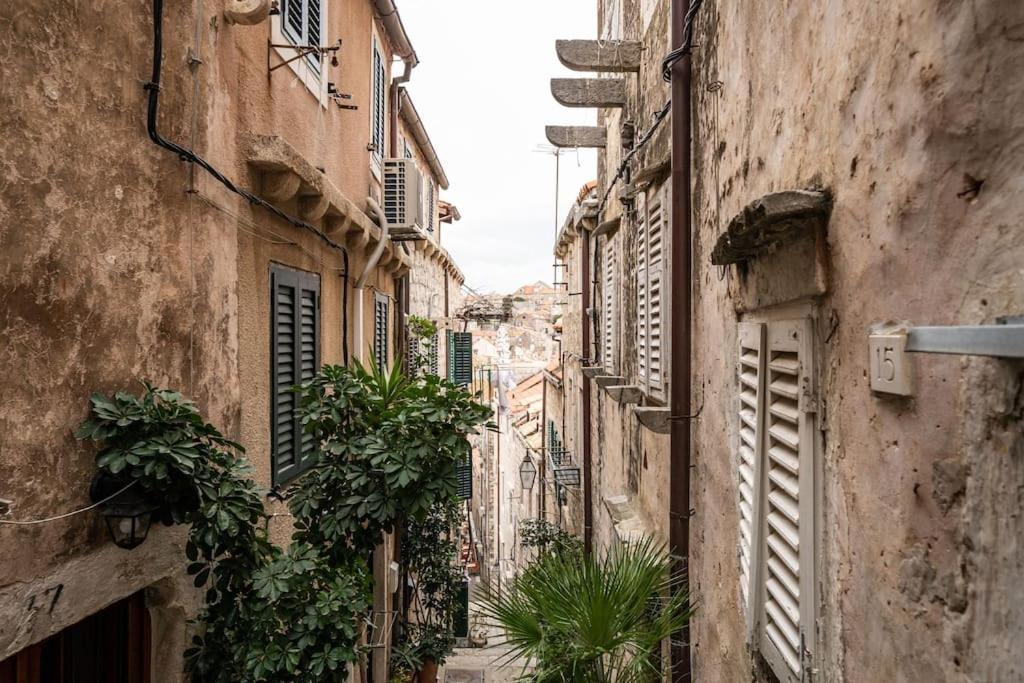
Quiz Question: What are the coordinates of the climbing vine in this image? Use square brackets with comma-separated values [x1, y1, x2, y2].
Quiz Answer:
[78, 352, 490, 681]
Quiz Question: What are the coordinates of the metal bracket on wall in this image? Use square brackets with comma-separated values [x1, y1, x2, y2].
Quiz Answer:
[906, 318, 1024, 359]
[267, 39, 342, 73]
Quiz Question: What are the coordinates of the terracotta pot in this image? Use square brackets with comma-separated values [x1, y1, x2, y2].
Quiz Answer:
[416, 656, 438, 682]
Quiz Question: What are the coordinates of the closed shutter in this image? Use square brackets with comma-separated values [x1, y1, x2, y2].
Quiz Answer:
[371, 40, 386, 165]
[737, 322, 766, 633]
[271, 264, 320, 486]
[446, 329, 455, 380]
[374, 293, 389, 370]
[428, 332, 439, 376]
[456, 443, 473, 500]
[603, 235, 616, 372]
[755, 319, 817, 682]
[281, 0, 322, 72]
[450, 332, 473, 386]
[407, 334, 421, 375]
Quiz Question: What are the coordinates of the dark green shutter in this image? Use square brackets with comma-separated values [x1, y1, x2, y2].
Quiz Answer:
[446, 329, 455, 380]
[456, 445, 472, 500]
[271, 264, 320, 486]
[374, 293, 389, 370]
[453, 578, 470, 638]
[428, 332, 439, 376]
[450, 332, 473, 386]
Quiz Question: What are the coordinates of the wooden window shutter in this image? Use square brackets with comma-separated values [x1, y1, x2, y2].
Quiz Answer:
[407, 334, 421, 375]
[428, 332, 439, 376]
[737, 322, 766, 637]
[636, 191, 649, 386]
[603, 235, 617, 373]
[281, 0, 322, 72]
[446, 329, 455, 380]
[374, 292, 389, 370]
[756, 318, 817, 681]
[646, 185, 667, 396]
[371, 40, 386, 164]
[456, 442, 473, 500]
[450, 332, 473, 387]
[271, 264, 320, 486]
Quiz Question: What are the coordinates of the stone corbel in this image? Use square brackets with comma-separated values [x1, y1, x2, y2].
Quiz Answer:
[581, 366, 606, 379]
[551, 78, 627, 108]
[555, 40, 642, 73]
[261, 171, 301, 202]
[634, 407, 670, 434]
[225, 0, 269, 25]
[604, 385, 643, 404]
[545, 126, 607, 149]
[595, 375, 625, 388]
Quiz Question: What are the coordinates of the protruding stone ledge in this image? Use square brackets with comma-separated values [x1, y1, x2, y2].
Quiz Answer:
[594, 215, 621, 238]
[595, 375, 625, 388]
[711, 189, 832, 265]
[634, 406, 670, 434]
[581, 366, 606, 379]
[604, 384, 642, 404]
[545, 125, 607, 149]
[245, 134, 411, 269]
[551, 78, 626, 108]
[556, 40, 642, 73]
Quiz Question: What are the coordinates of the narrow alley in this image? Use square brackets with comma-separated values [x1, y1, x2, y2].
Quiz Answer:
[1, 0, 1023, 682]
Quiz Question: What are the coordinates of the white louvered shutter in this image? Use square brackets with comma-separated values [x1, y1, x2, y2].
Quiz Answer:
[737, 322, 766, 634]
[281, 0, 322, 72]
[603, 235, 617, 372]
[645, 185, 667, 396]
[636, 192, 649, 385]
[757, 319, 816, 682]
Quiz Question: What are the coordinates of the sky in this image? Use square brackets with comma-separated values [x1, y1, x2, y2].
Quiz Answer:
[396, 0, 598, 294]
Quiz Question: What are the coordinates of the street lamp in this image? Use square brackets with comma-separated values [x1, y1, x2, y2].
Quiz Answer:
[519, 457, 537, 491]
[90, 474, 156, 550]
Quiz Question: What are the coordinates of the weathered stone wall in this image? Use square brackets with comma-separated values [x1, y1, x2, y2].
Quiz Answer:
[0, 0, 406, 676]
[686, 1, 1024, 681]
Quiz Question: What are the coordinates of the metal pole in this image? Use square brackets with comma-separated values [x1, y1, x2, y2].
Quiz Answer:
[669, 0, 694, 680]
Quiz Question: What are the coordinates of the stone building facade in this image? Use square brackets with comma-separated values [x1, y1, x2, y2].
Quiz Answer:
[550, 0, 1024, 681]
[0, 0, 461, 680]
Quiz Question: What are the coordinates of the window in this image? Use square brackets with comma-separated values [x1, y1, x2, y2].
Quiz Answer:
[374, 292, 389, 370]
[428, 331, 439, 376]
[636, 184, 668, 398]
[447, 330, 473, 386]
[736, 318, 819, 682]
[602, 234, 617, 372]
[281, 0, 322, 72]
[371, 37, 386, 169]
[271, 264, 320, 486]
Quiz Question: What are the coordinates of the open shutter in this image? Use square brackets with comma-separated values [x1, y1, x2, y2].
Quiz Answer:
[603, 235, 617, 372]
[646, 185, 667, 396]
[737, 322, 766, 635]
[757, 319, 816, 681]
[371, 39, 386, 165]
[281, 0, 322, 72]
[446, 329, 455, 380]
[636, 192, 649, 386]
[456, 443, 473, 500]
[271, 265, 320, 486]
[428, 332, 439, 376]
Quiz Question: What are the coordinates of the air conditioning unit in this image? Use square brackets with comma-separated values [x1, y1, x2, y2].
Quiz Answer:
[382, 158, 426, 241]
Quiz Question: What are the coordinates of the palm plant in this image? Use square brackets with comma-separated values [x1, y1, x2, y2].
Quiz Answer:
[478, 538, 693, 682]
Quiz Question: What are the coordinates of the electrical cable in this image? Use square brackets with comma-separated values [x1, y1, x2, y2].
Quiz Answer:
[0, 482, 137, 526]
[145, 0, 348, 257]
[661, 0, 704, 82]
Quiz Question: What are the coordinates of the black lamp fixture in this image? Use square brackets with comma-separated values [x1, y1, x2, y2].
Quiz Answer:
[90, 473, 156, 550]
[519, 457, 537, 491]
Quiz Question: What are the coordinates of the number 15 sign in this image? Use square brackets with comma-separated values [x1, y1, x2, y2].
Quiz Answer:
[869, 328, 913, 396]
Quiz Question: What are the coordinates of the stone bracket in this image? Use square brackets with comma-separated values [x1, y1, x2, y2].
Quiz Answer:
[634, 406, 670, 434]
[604, 384, 643, 404]
[581, 365, 607, 379]
[551, 78, 627, 108]
[594, 375, 625, 388]
[545, 125, 607, 149]
[556, 40, 642, 73]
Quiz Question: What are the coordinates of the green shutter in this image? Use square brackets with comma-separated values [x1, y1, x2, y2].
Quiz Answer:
[271, 264, 320, 486]
[451, 332, 473, 386]
[374, 293, 389, 370]
[446, 329, 455, 380]
[456, 442, 473, 500]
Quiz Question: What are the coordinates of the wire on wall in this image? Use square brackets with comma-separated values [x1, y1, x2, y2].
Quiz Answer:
[0, 483, 136, 526]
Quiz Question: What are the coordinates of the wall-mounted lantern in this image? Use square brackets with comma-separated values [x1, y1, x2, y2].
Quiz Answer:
[90, 474, 156, 550]
[519, 457, 537, 491]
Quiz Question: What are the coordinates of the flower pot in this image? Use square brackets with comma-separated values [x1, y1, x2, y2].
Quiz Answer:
[416, 656, 438, 682]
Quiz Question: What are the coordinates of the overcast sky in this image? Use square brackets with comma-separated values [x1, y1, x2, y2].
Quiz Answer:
[397, 0, 598, 294]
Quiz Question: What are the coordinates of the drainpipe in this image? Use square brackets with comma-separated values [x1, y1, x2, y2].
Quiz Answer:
[669, 0, 694, 680]
[355, 198, 390, 363]
[580, 231, 593, 555]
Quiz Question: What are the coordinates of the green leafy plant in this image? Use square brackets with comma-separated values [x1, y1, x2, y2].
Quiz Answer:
[478, 538, 693, 683]
[519, 518, 583, 558]
[78, 356, 490, 682]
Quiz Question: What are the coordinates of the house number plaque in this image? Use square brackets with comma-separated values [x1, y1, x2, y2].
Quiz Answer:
[869, 329, 913, 396]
